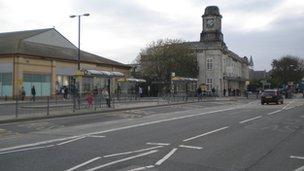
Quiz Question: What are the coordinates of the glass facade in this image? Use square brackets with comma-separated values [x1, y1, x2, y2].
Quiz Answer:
[23, 73, 51, 96]
[0, 73, 13, 97]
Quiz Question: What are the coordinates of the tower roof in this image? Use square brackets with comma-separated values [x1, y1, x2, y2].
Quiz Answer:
[203, 6, 222, 17]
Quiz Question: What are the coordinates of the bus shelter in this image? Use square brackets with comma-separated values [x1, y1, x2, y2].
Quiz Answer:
[171, 76, 198, 97]
[117, 78, 146, 99]
[81, 69, 124, 107]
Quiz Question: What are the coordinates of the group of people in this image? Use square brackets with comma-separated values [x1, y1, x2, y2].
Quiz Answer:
[223, 88, 242, 97]
[19, 86, 36, 101]
[86, 87, 110, 109]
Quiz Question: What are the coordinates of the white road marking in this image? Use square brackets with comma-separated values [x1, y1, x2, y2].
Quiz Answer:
[146, 142, 170, 146]
[104, 146, 163, 158]
[183, 126, 229, 142]
[0, 145, 51, 155]
[283, 99, 296, 110]
[87, 135, 106, 138]
[86, 150, 158, 171]
[286, 106, 295, 110]
[128, 165, 155, 171]
[291, 156, 304, 160]
[0, 106, 239, 154]
[267, 110, 282, 115]
[178, 145, 203, 150]
[239, 116, 262, 124]
[295, 165, 304, 171]
[57, 136, 86, 146]
[65, 157, 101, 171]
[155, 148, 178, 166]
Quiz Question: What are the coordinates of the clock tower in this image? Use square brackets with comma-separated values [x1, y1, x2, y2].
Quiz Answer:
[200, 6, 223, 42]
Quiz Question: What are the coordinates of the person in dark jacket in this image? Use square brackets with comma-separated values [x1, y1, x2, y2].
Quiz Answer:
[31, 85, 36, 101]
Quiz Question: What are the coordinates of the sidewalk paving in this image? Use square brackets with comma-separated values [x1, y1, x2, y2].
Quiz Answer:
[0, 96, 253, 124]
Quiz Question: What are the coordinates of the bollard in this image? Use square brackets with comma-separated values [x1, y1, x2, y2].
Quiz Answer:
[15, 97, 18, 118]
[46, 96, 50, 116]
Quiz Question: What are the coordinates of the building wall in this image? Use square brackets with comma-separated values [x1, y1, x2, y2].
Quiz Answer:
[0, 54, 130, 98]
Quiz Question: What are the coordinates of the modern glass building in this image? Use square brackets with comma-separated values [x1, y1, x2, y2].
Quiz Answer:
[0, 28, 131, 98]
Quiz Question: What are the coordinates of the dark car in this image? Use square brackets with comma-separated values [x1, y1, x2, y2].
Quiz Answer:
[261, 89, 284, 105]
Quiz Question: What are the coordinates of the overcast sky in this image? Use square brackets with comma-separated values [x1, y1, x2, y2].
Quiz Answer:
[0, 0, 303, 70]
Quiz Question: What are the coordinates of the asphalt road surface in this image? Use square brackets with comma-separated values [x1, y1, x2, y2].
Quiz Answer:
[0, 97, 303, 171]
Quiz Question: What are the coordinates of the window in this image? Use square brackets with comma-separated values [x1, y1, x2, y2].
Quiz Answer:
[207, 58, 213, 70]
[206, 78, 212, 91]
[23, 73, 51, 96]
[0, 73, 12, 96]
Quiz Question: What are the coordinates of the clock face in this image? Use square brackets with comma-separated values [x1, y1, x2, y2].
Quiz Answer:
[206, 18, 214, 28]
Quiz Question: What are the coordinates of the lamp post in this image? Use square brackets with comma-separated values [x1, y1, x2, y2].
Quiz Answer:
[70, 13, 89, 111]
[70, 13, 90, 70]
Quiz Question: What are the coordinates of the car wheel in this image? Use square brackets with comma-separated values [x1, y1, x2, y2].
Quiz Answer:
[281, 101, 284, 104]
[261, 102, 264, 105]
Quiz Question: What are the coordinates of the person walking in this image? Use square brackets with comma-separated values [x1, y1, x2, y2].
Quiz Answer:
[197, 87, 202, 101]
[31, 85, 36, 101]
[102, 88, 110, 107]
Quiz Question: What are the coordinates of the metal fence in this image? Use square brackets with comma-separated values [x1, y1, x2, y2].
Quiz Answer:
[0, 92, 256, 121]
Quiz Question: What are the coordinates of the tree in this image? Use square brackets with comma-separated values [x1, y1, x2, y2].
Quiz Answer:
[136, 39, 198, 82]
[270, 55, 304, 86]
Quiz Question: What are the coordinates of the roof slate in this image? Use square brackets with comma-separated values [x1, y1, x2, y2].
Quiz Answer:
[0, 28, 130, 68]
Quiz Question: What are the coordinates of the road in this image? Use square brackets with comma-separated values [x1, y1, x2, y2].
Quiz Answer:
[0, 97, 303, 171]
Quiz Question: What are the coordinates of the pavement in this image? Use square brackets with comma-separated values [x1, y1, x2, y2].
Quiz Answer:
[0, 95, 247, 124]
[0, 95, 303, 170]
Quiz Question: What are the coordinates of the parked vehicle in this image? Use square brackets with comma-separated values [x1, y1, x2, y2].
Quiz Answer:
[261, 89, 284, 105]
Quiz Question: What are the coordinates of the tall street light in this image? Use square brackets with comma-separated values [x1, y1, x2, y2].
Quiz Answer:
[70, 13, 90, 71]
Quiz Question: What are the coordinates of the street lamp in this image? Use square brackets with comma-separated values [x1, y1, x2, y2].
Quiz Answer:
[70, 13, 90, 70]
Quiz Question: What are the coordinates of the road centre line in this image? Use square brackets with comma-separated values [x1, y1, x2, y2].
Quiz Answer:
[57, 136, 86, 146]
[155, 148, 178, 166]
[267, 110, 282, 115]
[0, 106, 241, 153]
[239, 116, 262, 124]
[183, 126, 229, 142]
[178, 145, 203, 150]
[86, 150, 158, 171]
[103, 146, 163, 158]
[290, 156, 304, 160]
[146, 142, 170, 146]
[65, 157, 101, 171]
[128, 165, 155, 171]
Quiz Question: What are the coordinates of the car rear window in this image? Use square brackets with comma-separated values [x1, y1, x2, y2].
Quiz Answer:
[263, 91, 276, 95]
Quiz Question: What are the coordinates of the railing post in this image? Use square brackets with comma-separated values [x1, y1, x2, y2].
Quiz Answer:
[15, 97, 18, 118]
[46, 96, 50, 116]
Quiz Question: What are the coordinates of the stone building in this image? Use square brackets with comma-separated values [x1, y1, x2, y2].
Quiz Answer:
[187, 6, 250, 96]
[0, 28, 131, 98]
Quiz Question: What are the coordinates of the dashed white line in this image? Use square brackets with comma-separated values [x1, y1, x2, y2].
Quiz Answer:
[178, 145, 203, 150]
[155, 148, 178, 166]
[104, 146, 163, 158]
[57, 136, 86, 146]
[183, 126, 229, 142]
[87, 135, 106, 138]
[291, 155, 304, 160]
[146, 142, 170, 146]
[239, 116, 262, 124]
[267, 110, 282, 115]
[65, 157, 101, 171]
[128, 165, 155, 171]
[86, 150, 158, 171]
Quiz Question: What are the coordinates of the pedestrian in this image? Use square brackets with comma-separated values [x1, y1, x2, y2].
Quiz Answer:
[197, 87, 202, 101]
[21, 87, 26, 101]
[102, 88, 110, 107]
[31, 85, 36, 101]
[63, 86, 68, 100]
[139, 86, 143, 97]
[223, 89, 226, 97]
[86, 93, 94, 109]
